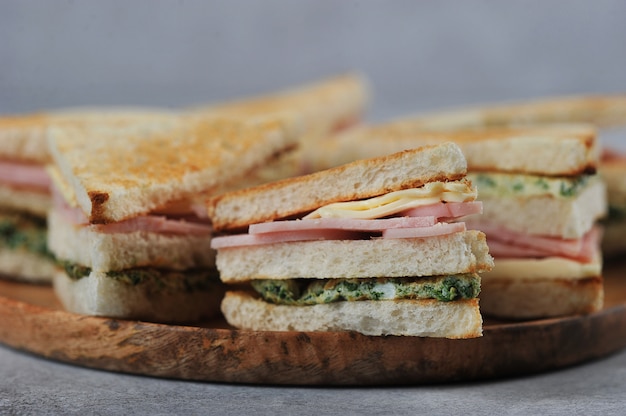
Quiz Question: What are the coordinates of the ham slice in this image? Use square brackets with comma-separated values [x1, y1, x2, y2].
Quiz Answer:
[52, 185, 212, 235]
[212, 222, 465, 249]
[0, 160, 50, 191]
[53, 188, 89, 225]
[93, 215, 213, 235]
[475, 221, 599, 262]
[249, 216, 437, 234]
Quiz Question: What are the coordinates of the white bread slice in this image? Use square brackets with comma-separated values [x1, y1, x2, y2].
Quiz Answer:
[190, 72, 369, 137]
[466, 178, 606, 239]
[208, 142, 468, 231]
[48, 116, 300, 224]
[309, 123, 599, 176]
[480, 276, 603, 320]
[406, 94, 626, 130]
[0, 184, 51, 217]
[47, 209, 215, 272]
[0, 247, 55, 283]
[53, 269, 224, 323]
[221, 291, 482, 338]
[216, 230, 493, 283]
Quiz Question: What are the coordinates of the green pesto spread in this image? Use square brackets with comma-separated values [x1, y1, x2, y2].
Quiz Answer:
[59, 260, 221, 293]
[251, 274, 481, 306]
[468, 172, 593, 199]
[0, 213, 53, 259]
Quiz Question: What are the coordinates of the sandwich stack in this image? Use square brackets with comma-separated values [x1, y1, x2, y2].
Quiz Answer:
[0, 114, 55, 282]
[0, 107, 179, 283]
[307, 122, 606, 319]
[208, 142, 493, 338]
[47, 115, 299, 323]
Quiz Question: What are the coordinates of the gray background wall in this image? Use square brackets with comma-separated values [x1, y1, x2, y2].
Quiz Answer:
[1, 0, 625, 120]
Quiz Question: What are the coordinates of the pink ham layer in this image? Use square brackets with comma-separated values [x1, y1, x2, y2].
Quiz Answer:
[52, 186, 212, 236]
[0, 159, 51, 191]
[210, 201, 480, 249]
[475, 221, 599, 262]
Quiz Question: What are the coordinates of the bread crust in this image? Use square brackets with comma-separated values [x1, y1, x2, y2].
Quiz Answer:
[408, 94, 626, 130]
[308, 123, 599, 176]
[49, 116, 299, 224]
[190, 72, 370, 136]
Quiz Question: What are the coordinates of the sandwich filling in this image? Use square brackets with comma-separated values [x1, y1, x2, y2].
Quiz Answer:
[59, 260, 221, 293]
[469, 172, 593, 200]
[0, 212, 53, 259]
[0, 159, 51, 193]
[211, 179, 487, 306]
[211, 180, 479, 249]
[467, 171, 604, 265]
[252, 274, 480, 306]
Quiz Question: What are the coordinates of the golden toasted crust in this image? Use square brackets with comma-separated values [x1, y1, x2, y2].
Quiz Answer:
[191, 72, 369, 135]
[408, 94, 626, 130]
[0, 113, 50, 163]
[49, 116, 300, 223]
[310, 123, 599, 176]
[0, 107, 181, 163]
[207, 142, 467, 231]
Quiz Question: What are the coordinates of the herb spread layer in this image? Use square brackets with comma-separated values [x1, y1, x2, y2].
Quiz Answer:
[0, 213, 52, 259]
[59, 261, 221, 293]
[469, 172, 593, 199]
[252, 274, 481, 306]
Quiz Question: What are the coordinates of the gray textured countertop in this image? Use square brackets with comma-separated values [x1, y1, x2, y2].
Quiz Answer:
[2, 344, 625, 415]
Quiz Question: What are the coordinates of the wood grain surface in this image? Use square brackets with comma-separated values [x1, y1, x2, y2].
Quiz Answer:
[1, 261, 625, 386]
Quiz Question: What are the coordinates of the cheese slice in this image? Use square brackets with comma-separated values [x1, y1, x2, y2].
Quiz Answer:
[304, 180, 476, 219]
[483, 256, 602, 281]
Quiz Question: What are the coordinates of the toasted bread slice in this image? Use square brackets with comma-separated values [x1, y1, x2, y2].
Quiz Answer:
[49, 116, 300, 224]
[0, 107, 180, 163]
[48, 208, 216, 272]
[53, 268, 224, 323]
[478, 255, 603, 319]
[221, 291, 482, 338]
[406, 94, 626, 130]
[310, 123, 599, 176]
[0, 248, 55, 283]
[480, 276, 603, 320]
[190, 72, 369, 136]
[207, 142, 467, 231]
[216, 230, 493, 283]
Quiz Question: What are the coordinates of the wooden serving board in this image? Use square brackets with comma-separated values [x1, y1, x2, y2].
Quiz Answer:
[1, 261, 626, 386]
